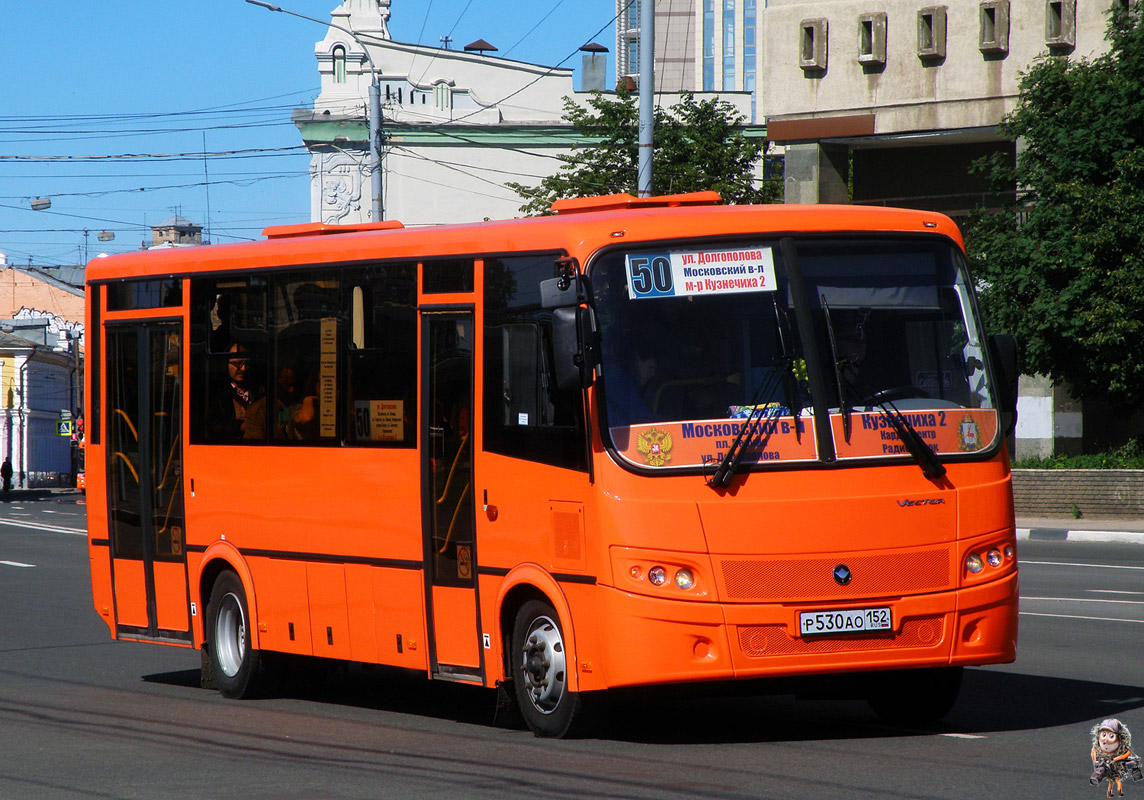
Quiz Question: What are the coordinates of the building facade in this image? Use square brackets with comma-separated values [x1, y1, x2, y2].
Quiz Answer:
[616, 0, 699, 93]
[1, 264, 84, 488]
[295, 1, 750, 226]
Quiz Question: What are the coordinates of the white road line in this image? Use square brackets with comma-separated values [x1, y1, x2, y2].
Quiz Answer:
[1021, 560, 1144, 571]
[0, 560, 35, 568]
[1090, 590, 1144, 596]
[941, 733, 987, 739]
[1020, 611, 1144, 624]
[1023, 596, 1144, 605]
[0, 519, 86, 536]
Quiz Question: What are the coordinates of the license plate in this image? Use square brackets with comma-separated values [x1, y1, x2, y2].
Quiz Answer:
[798, 607, 892, 637]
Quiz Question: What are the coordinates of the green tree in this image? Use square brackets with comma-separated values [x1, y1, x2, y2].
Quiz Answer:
[966, 6, 1144, 408]
[506, 89, 779, 216]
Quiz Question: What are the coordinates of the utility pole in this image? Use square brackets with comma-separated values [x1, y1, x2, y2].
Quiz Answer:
[247, 0, 384, 222]
[637, 0, 654, 197]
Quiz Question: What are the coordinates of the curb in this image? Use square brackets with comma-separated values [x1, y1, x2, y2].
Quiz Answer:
[1016, 527, 1144, 544]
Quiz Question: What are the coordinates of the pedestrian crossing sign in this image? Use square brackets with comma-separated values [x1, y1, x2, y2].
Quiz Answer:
[57, 420, 73, 436]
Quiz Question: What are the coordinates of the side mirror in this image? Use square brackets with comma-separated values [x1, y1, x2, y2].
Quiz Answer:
[552, 306, 596, 391]
[988, 333, 1019, 434]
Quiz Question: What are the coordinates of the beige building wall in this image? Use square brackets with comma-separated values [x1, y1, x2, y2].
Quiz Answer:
[0, 268, 84, 324]
[762, 0, 1112, 134]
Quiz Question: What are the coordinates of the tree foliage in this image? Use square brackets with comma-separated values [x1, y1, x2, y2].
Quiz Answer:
[966, 6, 1144, 409]
[506, 89, 779, 216]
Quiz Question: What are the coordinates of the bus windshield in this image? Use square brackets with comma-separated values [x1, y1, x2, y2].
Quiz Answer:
[591, 236, 1000, 472]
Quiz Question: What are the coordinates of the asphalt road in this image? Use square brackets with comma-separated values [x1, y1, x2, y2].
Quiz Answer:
[1, 495, 1141, 799]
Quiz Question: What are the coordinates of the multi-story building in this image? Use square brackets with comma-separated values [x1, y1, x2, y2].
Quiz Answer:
[616, 0, 699, 92]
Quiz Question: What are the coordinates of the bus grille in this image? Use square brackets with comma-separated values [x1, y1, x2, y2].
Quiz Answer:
[738, 614, 945, 657]
[719, 548, 950, 601]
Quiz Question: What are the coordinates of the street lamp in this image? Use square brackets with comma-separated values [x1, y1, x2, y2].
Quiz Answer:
[246, 0, 384, 222]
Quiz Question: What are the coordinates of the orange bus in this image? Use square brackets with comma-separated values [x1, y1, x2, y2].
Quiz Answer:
[84, 193, 1019, 737]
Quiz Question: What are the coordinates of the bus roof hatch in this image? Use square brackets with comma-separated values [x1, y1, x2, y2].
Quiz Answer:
[261, 220, 406, 239]
[550, 191, 723, 215]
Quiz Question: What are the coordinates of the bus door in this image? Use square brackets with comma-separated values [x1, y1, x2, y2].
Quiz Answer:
[105, 322, 190, 643]
[421, 310, 482, 679]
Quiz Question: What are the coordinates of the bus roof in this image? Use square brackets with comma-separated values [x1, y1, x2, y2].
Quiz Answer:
[84, 196, 964, 283]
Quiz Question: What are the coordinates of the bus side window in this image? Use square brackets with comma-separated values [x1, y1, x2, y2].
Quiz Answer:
[344, 262, 418, 447]
[483, 255, 588, 472]
[189, 277, 269, 445]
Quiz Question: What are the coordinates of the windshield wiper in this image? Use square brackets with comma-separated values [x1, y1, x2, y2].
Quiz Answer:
[820, 296, 853, 442]
[707, 363, 786, 490]
[867, 396, 947, 480]
[772, 300, 803, 440]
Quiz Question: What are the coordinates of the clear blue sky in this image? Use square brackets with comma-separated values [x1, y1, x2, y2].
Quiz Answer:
[0, 0, 616, 268]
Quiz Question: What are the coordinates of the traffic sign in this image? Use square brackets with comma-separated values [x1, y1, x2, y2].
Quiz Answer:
[57, 420, 73, 436]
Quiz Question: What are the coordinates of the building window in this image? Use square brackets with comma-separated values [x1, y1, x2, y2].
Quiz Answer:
[918, 6, 948, 61]
[723, 0, 736, 90]
[800, 18, 828, 72]
[332, 45, 347, 84]
[1046, 0, 1076, 50]
[857, 12, 888, 66]
[703, 0, 716, 90]
[979, 0, 1010, 55]
[744, 0, 757, 118]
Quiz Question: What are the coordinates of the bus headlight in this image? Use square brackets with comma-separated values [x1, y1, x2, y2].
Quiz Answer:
[648, 566, 666, 586]
[965, 553, 984, 574]
[674, 568, 694, 590]
[986, 549, 1003, 568]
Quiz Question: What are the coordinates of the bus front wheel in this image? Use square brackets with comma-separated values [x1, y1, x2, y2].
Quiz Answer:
[207, 570, 263, 699]
[510, 600, 582, 738]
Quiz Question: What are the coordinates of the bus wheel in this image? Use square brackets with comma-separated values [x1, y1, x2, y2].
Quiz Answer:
[207, 571, 262, 699]
[511, 600, 581, 737]
[867, 666, 963, 724]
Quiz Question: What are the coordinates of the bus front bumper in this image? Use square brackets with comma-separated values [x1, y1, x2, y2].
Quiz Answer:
[593, 571, 1017, 690]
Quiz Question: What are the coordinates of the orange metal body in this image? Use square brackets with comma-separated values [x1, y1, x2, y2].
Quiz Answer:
[85, 199, 1016, 696]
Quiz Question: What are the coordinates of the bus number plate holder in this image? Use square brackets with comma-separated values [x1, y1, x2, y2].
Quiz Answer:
[798, 607, 892, 637]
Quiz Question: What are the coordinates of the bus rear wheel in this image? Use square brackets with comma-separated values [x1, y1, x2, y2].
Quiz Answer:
[207, 570, 263, 699]
[511, 600, 582, 738]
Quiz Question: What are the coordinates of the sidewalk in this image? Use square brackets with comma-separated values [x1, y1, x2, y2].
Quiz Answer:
[1016, 515, 1144, 544]
[0, 487, 82, 503]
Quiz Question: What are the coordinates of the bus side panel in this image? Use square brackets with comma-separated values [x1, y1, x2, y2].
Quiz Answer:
[345, 563, 379, 664]
[112, 559, 149, 629]
[308, 562, 353, 661]
[88, 542, 115, 637]
[372, 567, 428, 671]
[249, 557, 313, 656]
[153, 561, 190, 632]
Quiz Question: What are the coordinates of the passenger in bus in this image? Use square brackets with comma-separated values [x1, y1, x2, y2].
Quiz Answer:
[207, 343, 264, 441]
[604, 341, 658, 428]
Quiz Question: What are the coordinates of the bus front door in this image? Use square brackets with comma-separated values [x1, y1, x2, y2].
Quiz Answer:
[105, 323, 190, 643]
[421, 311, 483, 679]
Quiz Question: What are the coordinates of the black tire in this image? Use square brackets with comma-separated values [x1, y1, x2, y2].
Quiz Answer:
[511, 600, 582, 738]
[206, 571, 263, 699]
[867, 666, 963, 724]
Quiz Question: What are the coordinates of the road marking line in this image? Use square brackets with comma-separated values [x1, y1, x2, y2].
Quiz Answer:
[1023, 596, 1144, 605]
[1020, 611, 1144, 624]
[941, 733, 986, 739]
[1090, 590, 1144, 596]
[0, 519, 86, 536]
[0, 560, 35, 568]
[1022, 560, 1144, 571]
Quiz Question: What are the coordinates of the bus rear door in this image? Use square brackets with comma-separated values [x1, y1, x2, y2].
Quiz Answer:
[421, 310, 483, 680]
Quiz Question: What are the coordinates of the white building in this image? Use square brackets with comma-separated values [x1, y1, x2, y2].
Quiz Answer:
[294, 0, 753, 226]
